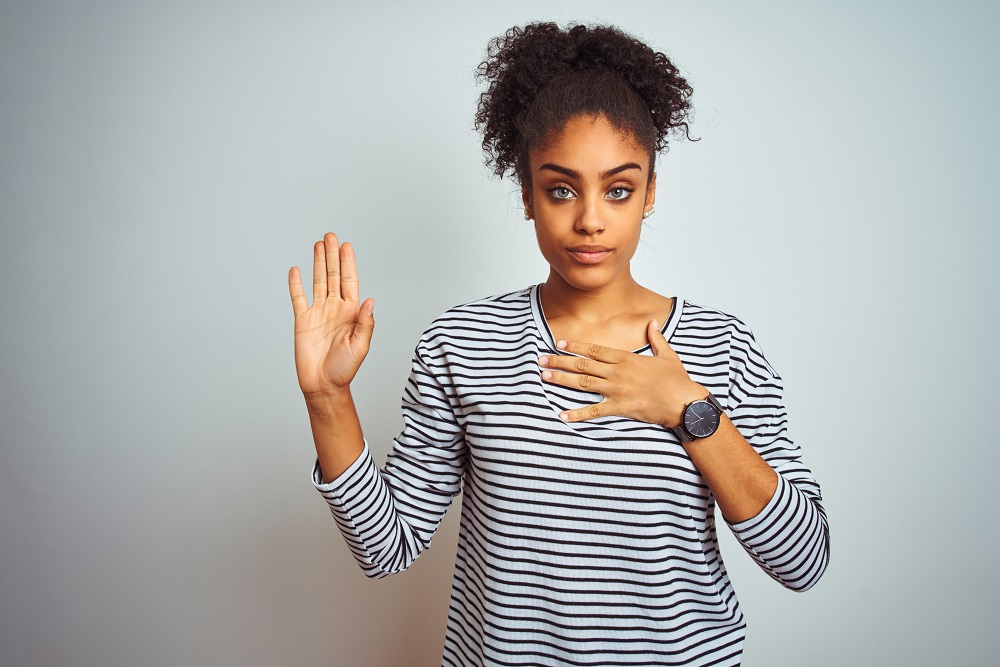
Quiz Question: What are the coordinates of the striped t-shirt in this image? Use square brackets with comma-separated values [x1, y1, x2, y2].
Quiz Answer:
[313, 285, 830, 667]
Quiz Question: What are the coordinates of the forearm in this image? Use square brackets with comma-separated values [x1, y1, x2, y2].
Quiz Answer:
[682, 415, 778, 523]
[305, 390, 366, 484]
[308, 353, 468, 578]
[688, 384, 829, 591]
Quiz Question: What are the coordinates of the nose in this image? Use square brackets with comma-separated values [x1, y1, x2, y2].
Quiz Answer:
[574, 196, 604, 235]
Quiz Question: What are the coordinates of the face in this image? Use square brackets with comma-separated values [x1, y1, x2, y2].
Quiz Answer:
[522, 114, 656, 293]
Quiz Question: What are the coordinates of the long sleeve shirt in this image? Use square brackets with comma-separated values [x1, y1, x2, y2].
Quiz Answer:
[313, 285, 830, 667]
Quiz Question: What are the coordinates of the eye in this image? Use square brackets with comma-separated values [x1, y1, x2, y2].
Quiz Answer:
[548, 186, 575, 200]
[607, 187, 633, 201]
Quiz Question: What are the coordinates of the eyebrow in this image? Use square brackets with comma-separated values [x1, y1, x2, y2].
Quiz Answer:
[538, 162, 644, 180]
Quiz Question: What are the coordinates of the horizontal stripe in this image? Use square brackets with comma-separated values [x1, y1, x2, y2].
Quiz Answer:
[313, 285, 829, 666]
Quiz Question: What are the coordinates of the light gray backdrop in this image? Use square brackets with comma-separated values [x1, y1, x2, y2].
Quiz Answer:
[1, 1, 997, 665]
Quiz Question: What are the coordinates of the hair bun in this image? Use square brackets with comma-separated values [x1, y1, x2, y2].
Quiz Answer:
[475, 22, 696, 182]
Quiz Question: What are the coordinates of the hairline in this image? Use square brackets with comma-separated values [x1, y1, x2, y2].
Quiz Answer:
[518, 112, 657, 189]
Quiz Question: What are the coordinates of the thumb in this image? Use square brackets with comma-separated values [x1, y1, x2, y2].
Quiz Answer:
[648, 319, 669, 356]
[352, 298, 376, 349]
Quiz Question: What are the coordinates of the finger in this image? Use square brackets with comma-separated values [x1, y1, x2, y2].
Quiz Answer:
[340, 242, 360, 303]
[647, 318, 681, 360]
[312, 241, 327, 303]
[324, 232, 341, 299]
[288, 266, 308, 317]
[556, 339, 629, 364]
[540, 368, 606, 393]
[558, 400, 612, 423]
[351, 298, 376, 351]
[647, 319, 668, 356]
[538, 353, 610, 378]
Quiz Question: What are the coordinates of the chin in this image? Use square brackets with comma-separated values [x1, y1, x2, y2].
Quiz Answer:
[553, 266, 621, 292]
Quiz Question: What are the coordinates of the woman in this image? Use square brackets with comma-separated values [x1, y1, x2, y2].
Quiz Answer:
[288, 22, 829, 667]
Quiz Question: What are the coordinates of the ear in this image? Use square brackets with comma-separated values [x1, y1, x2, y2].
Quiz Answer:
[521, 186, 533, 221]
[644, 171, 657, 209]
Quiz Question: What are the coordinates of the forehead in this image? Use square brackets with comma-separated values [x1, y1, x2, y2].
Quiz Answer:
[531, 115, 649, 175]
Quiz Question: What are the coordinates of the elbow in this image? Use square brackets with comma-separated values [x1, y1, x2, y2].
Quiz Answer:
[357, 539, 422, 579]
[783, 563, 827, 593]
[358, 557, 411, 580]
[360, 562, 396, 580]
[780, 530, 831, 593]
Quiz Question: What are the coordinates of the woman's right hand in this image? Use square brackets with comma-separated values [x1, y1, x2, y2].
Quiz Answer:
[288, 232, 375, 401]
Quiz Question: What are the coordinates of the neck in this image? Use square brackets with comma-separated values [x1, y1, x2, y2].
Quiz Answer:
[540, 267, 647, 324]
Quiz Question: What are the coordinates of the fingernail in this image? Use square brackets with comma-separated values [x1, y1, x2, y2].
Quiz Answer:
[556, 340, 567, 349]
[539, 356, 548, 366]
[559, 412, 569, 421]
[542, 370, 552, 380]
[652, 319, 659, 329]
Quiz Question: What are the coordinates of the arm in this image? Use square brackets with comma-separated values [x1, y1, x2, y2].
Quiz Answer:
[289, 233, 465, 577]
[311, 349, 466, 578]
[717, 339, 830, 592]
[305, 391, 365, 485]
[679, 413, 778, 523]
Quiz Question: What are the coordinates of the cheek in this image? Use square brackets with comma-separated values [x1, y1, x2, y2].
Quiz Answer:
[625, 224, 643, 250]
[532, 224, 570, 268]
[612, 222, 643, 263]
[532, 223, 557, 253]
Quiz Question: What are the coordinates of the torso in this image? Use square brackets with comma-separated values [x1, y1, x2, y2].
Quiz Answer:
[411, 285, 748, 666]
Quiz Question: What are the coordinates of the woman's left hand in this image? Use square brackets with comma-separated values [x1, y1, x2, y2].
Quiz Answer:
[539, 319, 708, 427]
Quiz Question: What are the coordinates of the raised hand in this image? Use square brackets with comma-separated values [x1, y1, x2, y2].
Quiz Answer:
[288, 232, 374, 399]
[538, 319, 707, 426]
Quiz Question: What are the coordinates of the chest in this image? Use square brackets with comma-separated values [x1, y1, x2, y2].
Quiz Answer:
[439, 337, 727, 516]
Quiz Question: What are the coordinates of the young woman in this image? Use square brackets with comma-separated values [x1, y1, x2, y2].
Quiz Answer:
[288, 22, 829, 667]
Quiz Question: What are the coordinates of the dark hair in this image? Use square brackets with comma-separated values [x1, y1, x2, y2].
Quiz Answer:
[474, 22, 696, 185]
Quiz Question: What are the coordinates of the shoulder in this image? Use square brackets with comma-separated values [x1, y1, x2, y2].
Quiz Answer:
[675, 299, 780, 381]
[676, 300, 756, 341]
[438, 286, 533, 319]
[416, 286, 534, 352]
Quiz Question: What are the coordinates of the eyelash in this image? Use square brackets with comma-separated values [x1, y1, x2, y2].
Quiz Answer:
[546, 185, 635, 201]
[607, 186, 634, 201]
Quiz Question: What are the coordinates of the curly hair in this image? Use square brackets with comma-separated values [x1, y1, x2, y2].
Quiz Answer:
[474, 22, 696, 185]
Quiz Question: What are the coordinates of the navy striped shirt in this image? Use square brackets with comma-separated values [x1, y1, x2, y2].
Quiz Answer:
[313, 285, 830, 666]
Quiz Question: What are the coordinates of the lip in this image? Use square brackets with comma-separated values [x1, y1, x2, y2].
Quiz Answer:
[567, 245, 613, 264]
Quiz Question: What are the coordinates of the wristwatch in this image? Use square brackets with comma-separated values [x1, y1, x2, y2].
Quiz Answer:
[670, 393, 724, 443]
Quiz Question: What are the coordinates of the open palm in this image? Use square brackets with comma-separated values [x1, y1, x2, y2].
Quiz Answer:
[288, 233, 374, 398]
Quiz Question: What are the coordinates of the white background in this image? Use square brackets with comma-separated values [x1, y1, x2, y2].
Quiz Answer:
[1, 1, 997, 665]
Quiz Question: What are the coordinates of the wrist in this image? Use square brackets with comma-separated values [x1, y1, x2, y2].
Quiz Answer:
[304, 388, 354, 418]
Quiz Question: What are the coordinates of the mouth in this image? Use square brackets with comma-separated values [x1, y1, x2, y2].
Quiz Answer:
[567, 245, 613, 265]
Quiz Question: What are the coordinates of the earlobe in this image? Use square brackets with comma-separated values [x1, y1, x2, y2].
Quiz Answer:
[521, 187, 533, 221]
[641, 173, 657, 220]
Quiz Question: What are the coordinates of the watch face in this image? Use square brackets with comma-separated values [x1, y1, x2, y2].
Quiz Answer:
[684, 400, 720, 438]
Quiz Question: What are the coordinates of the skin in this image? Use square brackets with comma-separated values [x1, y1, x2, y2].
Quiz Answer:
[287, 236, 369, 480]
[288, 113, 777, 522]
